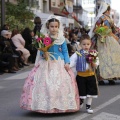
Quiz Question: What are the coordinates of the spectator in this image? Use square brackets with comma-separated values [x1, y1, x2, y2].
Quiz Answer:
[0, 30, 17, 73]
[11, 29, 30, 66]
[71, 34, 80, 51]
[64, 32, 70, 44]
[77, 28, 81, 38]
[22, 27, 37, 63]
[7, 31, 24, 68]
[33, 16, 42, 35]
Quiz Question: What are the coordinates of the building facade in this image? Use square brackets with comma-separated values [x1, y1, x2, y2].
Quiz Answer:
[31, 0, 75, 28]
[4, 0, 74, 27]
[49, 0, 74, 28]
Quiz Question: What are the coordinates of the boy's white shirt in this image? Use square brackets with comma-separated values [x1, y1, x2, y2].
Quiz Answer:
[70, 50, 99, 75]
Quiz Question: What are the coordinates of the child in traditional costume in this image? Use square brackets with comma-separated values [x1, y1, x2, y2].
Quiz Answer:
[70, 34, 99, 114]
[20, 15, 79, 113]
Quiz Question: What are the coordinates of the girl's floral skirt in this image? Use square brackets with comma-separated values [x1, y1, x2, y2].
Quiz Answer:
[97, 36, 120, 79]
[20, 59, 80, 113]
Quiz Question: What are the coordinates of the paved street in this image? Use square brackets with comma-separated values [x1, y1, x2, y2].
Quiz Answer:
[0, 64, 120, 120]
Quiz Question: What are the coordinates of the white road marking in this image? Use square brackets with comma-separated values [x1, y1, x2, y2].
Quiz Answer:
[73, 95, 120, 120]
[0, 86, 5, 89]
[4, 71, 30, 80]
[92, 112, 120, 120]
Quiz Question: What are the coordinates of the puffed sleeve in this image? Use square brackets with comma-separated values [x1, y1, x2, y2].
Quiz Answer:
[69, 52, 77, 68]
[61, 41, 70, 64]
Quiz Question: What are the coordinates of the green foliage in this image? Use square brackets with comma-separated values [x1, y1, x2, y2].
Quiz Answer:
[6, 15, 34, 31]
[5, 1, 35, 31]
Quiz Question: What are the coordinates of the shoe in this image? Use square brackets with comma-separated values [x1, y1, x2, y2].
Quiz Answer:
[87, 108, 93, 114]
[108, 80, 115, 85]
[18, 64, 24, 68]
[99, 81, 105, 85]
[8, 70, 16, 73]
[22, 63, 29, 66]
[12, 67, 19, 71]
[24, 64, 29, 66]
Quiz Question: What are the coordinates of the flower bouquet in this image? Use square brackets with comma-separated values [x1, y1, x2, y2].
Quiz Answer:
[32, 32, 54, 60]
[86, 50, 98, 71]
[94, 25, 112, 43]
[86, 50, 98, 64]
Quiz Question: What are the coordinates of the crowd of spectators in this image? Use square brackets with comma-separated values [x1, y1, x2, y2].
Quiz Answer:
[0, 17, 41, 75]
[0, 26, 34, 75]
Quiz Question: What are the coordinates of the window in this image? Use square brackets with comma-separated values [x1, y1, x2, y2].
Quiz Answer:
[52, 2, 56, 6]
[51, 0, 56, 7]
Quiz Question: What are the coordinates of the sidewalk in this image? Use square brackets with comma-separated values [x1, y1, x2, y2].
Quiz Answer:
[0, 63, 34, 80]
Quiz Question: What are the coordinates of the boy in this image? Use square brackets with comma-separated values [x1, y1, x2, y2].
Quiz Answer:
[70, 34, 99, 114]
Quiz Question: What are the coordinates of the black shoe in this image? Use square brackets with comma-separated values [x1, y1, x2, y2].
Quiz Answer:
[8, 70, 16, 73]
[99, 81, 105, 85]
[24, 64, 29, 66]
[19, 65, 24, 68]
[18, 64, 24, 68]
[108, 80, 115, 85]
[23, 63, 29, 66]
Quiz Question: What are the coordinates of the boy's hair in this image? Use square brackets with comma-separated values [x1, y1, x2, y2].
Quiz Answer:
[80, 34, 91, 43]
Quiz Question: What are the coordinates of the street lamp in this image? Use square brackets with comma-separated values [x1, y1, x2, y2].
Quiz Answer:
[1, 0, 5, 27]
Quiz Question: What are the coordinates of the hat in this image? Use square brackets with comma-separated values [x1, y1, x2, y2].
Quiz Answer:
[1, 30, 12, 36]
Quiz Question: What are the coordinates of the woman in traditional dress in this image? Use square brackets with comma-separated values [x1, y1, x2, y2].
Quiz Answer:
[89, 2, 120, 85]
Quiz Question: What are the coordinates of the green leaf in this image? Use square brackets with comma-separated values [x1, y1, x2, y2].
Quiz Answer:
[5, 1, 34, 31]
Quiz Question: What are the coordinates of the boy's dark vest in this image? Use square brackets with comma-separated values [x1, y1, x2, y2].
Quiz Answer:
[76, 49, 87, 72]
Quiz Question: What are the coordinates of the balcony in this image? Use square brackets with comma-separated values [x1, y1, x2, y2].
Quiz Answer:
[73, 5, 82, 10]
[73, 5, 83, 14]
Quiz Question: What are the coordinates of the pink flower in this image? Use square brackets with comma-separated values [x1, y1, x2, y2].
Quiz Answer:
[37, 37, 42, 42]
[43, 37, 52, 46]
[45, 34, 49, 37]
